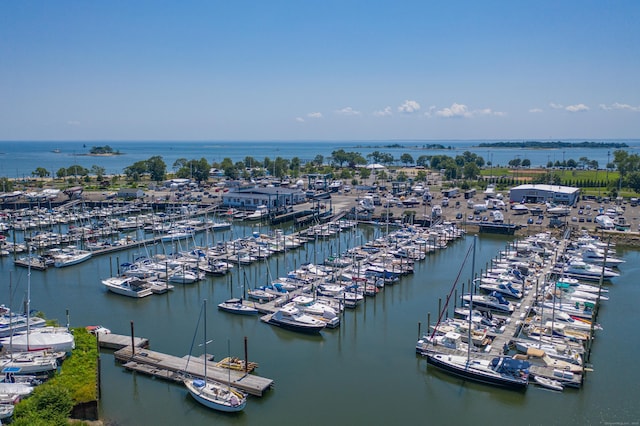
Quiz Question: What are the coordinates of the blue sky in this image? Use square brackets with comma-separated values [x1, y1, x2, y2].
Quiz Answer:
[1, 1, 639, 141]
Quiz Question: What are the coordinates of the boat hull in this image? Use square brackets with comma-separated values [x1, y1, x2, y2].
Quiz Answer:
[426, 353, 528, 391]
[184, 379, 246, 412]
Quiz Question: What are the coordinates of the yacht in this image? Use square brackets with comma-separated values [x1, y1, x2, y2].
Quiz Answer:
[51, 247, 92, 268]
[266, 305, 326, 333]
[245, 205, 269, 221]
[462, 292, 515, 313]
[102, 276, 153, 298]
[561, 260, 619, 281]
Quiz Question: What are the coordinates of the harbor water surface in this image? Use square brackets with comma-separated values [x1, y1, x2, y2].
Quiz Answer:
[1, 226, 639, 425]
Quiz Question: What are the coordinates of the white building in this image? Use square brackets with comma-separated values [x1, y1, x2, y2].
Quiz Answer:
[508, 184, 580, 205]
[221, 187, 306, 210]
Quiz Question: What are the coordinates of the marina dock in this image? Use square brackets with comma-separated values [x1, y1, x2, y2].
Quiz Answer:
[112, 346, 273, 396]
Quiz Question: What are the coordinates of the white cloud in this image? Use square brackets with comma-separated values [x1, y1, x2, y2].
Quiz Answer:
[600, 102, 640, 112]
[424, 106, 437, 118]
[436, 103, 471, 118]
[398, 100, 421, 114]
[335, 106, 361, 116]
[435, 103, 504, 119]
[373, 106, 392, 117]
[529, 108, 543, 113]
[565, 103, 589, 112]
[549, 102, 564, 109]
[307, 112, 323, 119]
[295, 117, 305, 123]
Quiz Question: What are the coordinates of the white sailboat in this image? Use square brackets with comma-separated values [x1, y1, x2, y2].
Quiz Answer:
[183, 300, 247, 412]
[0, 254, 62, 374]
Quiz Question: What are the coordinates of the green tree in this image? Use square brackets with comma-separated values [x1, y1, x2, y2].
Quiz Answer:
[91, 165, 106, 181]
[124, 160, 148, 182]
[400, 153, 414, 165]
[176, 157, 209, 182]
[0, 177, 13, 191]
[340, 169, 352, 179]
[463, 162, 480, 179]
[416, 170, 427, 182]
[521, 159, 531, 168]
[220, 158, 237, 179]
[416, 155, 430, 168]
[146, 156, 167, 182]
[290, 157, 301, 177]
[32, 167, 50, 178]
[172, 158, 188, 172]
[359, 167, 372, 180]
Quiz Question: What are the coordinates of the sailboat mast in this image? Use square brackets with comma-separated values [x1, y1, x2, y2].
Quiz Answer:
[203, 299, 207, 381]
[27, 245, 31, 351]
[467, 236, 477, 364]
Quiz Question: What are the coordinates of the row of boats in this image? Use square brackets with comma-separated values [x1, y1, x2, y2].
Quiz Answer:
[417, 230, 619, 392]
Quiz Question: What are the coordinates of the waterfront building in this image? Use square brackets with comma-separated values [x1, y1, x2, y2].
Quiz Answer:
[508, 184, 580, 205]
[221, 186, 306, 211]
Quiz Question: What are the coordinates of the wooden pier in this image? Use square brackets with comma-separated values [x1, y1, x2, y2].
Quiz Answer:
[97, 333, 149, 350]
[113, 346, 273, 396]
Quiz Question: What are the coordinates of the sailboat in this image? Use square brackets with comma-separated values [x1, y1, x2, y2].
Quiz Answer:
[425, 237, 530, 391]
[0, 257, 59, 375]
[183, 300, 247, 412]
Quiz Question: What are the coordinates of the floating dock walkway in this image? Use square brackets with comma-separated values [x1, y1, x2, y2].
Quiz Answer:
[112, 346, 273, 396]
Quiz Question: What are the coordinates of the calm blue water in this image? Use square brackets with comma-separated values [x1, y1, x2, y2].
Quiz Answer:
[1, 140, 638, 179]
[1, 227, 639, 425]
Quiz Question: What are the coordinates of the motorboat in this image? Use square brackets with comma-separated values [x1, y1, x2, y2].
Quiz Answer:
[462, 292, 515, 313]
[102, 276, 153, 298]
[479, 281, 523, 299]
[51, 247, 92, 268]
[245, 205, 269, 221]
[512, 347, 582, 374]
[572, 245, 625, 267]
[425, 353, 530, 391]
[546, 205, 571, 216]
[533, 375, 564, 391]
[561, 260, 619, 281]
[217, 298, 259, 316]
[416, 331, 472, 355]
[0, 308, 46, 338]
[595, 214, 614, 230]
[513, 340, 583, 366]
[168, 269, 202, 284]
[266, 305, 326, 333]
[511, 204, 529, 215]
[0, 351, 58, 374]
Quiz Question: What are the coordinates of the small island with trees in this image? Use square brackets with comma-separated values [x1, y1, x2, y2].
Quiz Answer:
[84, 145, 122, 156]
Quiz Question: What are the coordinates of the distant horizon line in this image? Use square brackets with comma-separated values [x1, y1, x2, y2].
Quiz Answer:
[1, 138, 638, 143]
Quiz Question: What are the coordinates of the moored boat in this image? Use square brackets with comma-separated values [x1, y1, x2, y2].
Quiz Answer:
[266, 305, 326, 333]
[217, 298, 259, 316]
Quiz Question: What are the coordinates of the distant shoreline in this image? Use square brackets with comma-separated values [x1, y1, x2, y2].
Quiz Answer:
[478, 141, 628, 149]
[75, 153, 124, 157]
